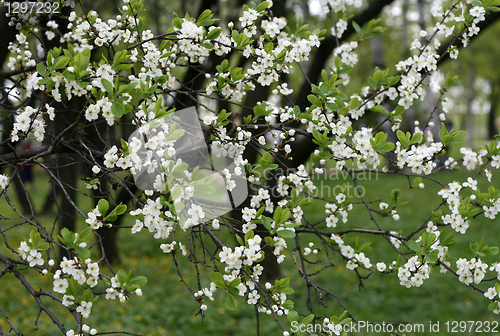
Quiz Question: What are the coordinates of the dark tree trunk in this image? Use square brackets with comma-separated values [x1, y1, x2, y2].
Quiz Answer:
[488, 80, 499, 139]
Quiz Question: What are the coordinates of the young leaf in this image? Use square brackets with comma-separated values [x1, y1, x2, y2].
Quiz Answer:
[277, 230, 295, 239]
[300, 314, 314, 326]
[101, 78, 114, 96]
[408, 241, 422, 253]
[128, 276, 148, 289]
[226, 293, 237, 310]
[211, 272, 225, 283]
[77, 226, 93, 242]
[98, 199, 109, 217]
[74, 246, 91, 260]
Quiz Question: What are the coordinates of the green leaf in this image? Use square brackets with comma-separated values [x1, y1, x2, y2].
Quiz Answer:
[397, 130, 410, 149]
[412, 176, 422, 188]
[116, 270, 127, 285]
[300, 314, 314, 325]
[277, 230, 295, 239]
[470, 240, 479, 253]
[197, 9, 213, 24]
[170, 184, 182, 200]
[58, 228, 72, 246]
[98, 199, 109, 217]
[81, 288, 94, 303]
[257, 1, 269, 11]
[439, 229, 455, 247]
[279, 287, 294, 294]
[452, 130, 467, 142]
[352, 21, 362, 35]
[273, 206, 283, 223]
[226, 293, 237, 310]
[488, 302, 499, 311]
[264, 236, 274, 246]
[275, 277, 290, 289]
[172, 17, 183, 29]
[52, 56, 70, 70]
[101, 78, 114, 95]
[112, 50, 127, 67]
[213, 280, 226, 288]
[128, 276, 148, 289]
[114, 203, 127, 215]
[36, 243, 49, 251]
[236, 234, 244, 246]
[373, 68, 384, 85]
[167, 129, 185, 141]
[63, 70, 75, 81]
[282, 300, 294, 310]
[485, 246, 499, 256]
[287, 310, 299, 322]
[441, 134, 453, 144]
[377, 142, 395, 152]
[77, 227, 93, 242]
[391, 188, 401, 204]
[232, 30, 241, 45]
[207, 27, 222, 40]
[411, 132, 422, 145]
[359, 242, 372, 252]
[425, 249, 439, 264]
[36, 63, 46, 77]
[228, 277, 241, 288]
[408, 241, 421, 253]
[244, 230, 254, 244]
[111, 101, 125, 118]
[104, 213, 118, 222]
[280, 209, 291, 224]
[74, 246, 90, 260]
[211, 272, 224, 283]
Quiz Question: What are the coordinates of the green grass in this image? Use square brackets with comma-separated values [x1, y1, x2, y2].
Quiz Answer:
[302, 168, 500, 334]
[1, 166, 500, 335]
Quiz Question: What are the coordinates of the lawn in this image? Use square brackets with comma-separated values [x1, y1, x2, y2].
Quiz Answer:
[0, 164, 499, 335]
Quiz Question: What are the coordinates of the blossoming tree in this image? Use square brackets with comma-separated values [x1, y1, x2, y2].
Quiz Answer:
[1, 0, 500, 335]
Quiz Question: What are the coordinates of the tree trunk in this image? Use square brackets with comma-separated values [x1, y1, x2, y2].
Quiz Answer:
[488, 80, 499, 139]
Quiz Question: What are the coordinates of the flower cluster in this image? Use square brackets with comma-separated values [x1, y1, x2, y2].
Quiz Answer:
[324, 197, 352, 228]
[85, 207, 103, 230]
[219, 235, 263, 271]
[6, 33, 36, 71]
[330, 234, 372, 270]
[456, 257, 488, 285]
[18, 241, 44, 267]
[438, 181, 471, 234]
[11, 106, 46, 142]
[397, 256, 431, 288]
[395, 141, 443, 175]
[55, 257, 99, 292]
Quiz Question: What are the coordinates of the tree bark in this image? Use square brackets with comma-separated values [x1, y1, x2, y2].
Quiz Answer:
[488, 80, 499, 139]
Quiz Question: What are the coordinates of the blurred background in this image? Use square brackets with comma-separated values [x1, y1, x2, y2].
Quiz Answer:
[1, 0, 499, 335]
